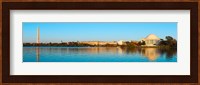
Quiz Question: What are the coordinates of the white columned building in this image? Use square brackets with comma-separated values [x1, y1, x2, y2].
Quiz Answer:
[141, 34, 160, 46]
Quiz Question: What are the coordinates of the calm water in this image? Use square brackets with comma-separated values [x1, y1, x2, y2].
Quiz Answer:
[23, 47, 177, 62]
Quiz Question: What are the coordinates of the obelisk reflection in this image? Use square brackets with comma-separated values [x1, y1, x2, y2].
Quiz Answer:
[36, 47, 40, 62]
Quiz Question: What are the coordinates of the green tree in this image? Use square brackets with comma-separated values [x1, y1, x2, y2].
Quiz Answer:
[138, 40, 145, 46]
[158, 36, 177, 48]
[166, 36, 173, 42]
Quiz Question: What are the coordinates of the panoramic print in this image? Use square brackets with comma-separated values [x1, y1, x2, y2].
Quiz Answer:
[23, 22, 177, 62]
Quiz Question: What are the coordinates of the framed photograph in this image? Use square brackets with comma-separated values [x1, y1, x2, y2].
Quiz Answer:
[2, 2, 198, 83]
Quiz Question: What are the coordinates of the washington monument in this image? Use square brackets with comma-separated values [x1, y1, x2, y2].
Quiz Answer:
[37, 27, 40, 43]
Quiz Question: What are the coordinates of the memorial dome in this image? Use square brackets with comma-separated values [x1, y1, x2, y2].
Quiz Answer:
[145, 34, 160, 40]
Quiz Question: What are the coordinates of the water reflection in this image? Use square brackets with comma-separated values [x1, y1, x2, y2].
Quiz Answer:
[141, 48, 160, 61]
[123, 47, 177, 61]
[24, 47, 177, 62]
[36, 47, 40, 62]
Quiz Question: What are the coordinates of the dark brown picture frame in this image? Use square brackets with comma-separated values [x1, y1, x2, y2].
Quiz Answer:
[2, 2, 198, 83]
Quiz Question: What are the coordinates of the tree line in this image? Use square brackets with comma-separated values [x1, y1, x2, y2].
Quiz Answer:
[23, 36, 177, 48]
[23, 42, 118, 47]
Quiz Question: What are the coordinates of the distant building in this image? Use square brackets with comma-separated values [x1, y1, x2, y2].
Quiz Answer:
[98, 41, 107, 45]
[79, 41, 118, 45]
[117, 40, 123, 45]
[79, 41, 99, 45]
[106, 41, 117, 45]
[141, 34, 160, 46]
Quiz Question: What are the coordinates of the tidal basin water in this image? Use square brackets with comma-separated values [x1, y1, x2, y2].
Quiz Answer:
[23, 47, 177, 62]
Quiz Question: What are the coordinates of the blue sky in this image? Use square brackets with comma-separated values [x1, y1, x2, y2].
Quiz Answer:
[23, 22, 177, 43]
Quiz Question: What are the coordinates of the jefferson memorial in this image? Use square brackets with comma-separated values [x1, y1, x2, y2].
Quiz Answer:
[141, 34, 160, 46]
